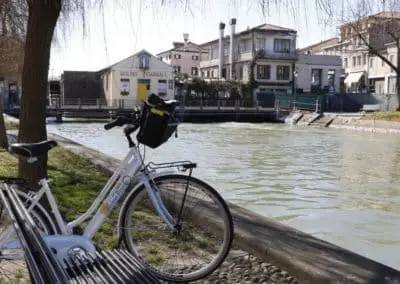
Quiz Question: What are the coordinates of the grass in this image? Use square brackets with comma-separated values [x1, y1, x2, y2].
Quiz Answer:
[369, 111, 400, 122]
[3, 114, 19, 130]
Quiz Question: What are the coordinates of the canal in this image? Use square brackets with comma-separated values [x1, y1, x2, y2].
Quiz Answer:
[47, 121, 400, 270]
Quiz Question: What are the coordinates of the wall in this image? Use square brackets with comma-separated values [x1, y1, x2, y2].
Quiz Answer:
[296, 55, 343, 93]
[61, 71, 104, 103]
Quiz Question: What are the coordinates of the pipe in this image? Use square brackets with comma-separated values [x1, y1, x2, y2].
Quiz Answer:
[229, 18, 236, 80]
[219, 22, 225, 79]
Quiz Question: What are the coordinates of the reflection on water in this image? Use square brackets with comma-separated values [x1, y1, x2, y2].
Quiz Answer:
[47, 122, 400, 269]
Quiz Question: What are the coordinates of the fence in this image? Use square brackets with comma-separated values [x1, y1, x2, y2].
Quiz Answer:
[40, 92, 400, 113]
[324, 93, 399, 112]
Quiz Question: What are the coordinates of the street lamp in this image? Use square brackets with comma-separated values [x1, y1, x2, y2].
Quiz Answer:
[293, 70, 298, 110]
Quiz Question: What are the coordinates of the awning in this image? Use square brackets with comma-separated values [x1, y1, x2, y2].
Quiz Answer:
[344, 72, 364, 84]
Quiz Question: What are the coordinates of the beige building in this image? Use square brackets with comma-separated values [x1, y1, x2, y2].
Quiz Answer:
[100, 50, 175, 108]
[199, 19, 297, 95]
[157, 34, 207, 77]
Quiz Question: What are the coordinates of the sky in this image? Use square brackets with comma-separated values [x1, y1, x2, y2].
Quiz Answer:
[49, 0, 339, 77]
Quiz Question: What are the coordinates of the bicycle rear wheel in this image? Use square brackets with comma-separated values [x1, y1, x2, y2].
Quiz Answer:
[120, 174, 234, 282]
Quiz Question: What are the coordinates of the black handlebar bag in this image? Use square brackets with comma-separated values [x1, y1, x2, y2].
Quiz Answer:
[136, 94, 178, 149]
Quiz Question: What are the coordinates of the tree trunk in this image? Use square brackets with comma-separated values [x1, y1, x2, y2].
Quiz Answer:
[0, 103, 9, 150]
[18, 1, 61, 189]
[397, 45, 400, 111]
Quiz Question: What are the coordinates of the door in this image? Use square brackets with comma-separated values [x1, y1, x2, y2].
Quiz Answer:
[137, 79, 150, 103]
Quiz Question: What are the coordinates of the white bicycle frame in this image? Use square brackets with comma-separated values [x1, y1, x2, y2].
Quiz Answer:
[0, 146, 177, 251]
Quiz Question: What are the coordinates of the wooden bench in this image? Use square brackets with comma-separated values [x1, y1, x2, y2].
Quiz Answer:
[0, 184, 162, 284]
[361, 104, 380, 112]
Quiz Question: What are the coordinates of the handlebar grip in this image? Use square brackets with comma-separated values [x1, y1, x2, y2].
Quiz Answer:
[104, 116, 128, 130]
[104, 119, 120, 130]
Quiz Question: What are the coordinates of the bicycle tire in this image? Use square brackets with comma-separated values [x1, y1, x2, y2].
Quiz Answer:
[120, 174, 234, 282]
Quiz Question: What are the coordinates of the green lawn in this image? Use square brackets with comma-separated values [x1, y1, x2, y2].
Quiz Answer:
[371, 111, 400, 122]
[0, 146, 119, 248]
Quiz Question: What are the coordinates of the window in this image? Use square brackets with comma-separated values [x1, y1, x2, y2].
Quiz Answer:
[201, 71, 205, 77]
[352, 57, 356, 67]
[191, 67, 198, 76]
[173, 66, 181, 73]
[211, 70, 214, 78]
[120, 78, 130, 96]
[239, 40, 251, 53]
[363, 54, 367, 65]
[276, 65, 290, 80]
[206, 70, 210, 78]
[382, 57, 385, 67]
[256, 38, 265, 50]
[168, 80, 174, 89]
[105, 73, 109, 90]
[344, 58, 348, 68]
[139, 54, 150, 69]
[239, 66, 243, 80]
[174, 54, 181, 59]
[274, 39, 291, 53]
[158, 79, 167, 97]
[370, 58, 374, 68]
[257, 65, 271, 80]
[357, 56, 361, 66]
[311, 69, 322, 88]
[328, 69, 336, 92]
[192, 55, 199, 60]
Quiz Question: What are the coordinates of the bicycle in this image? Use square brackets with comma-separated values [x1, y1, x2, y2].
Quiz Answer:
[0, 94, 234, 282]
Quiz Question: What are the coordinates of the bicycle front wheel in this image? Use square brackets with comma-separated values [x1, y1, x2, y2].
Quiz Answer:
[120, 174, 234, 282]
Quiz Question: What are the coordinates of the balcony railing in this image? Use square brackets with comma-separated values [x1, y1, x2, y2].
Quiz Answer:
[256, 49, 296, 60]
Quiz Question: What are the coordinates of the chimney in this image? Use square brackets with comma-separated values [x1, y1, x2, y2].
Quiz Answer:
[229, 18, 236, 80]
[218, 22, 225, 79]
[183, 33, 189, 49]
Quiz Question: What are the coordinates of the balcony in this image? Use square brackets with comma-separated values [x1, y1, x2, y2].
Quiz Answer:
[199, 59, 219, 69]
[256, 49, 296, 61]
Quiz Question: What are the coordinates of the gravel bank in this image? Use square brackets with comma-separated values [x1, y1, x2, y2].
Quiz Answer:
[197, 249, 300, 284]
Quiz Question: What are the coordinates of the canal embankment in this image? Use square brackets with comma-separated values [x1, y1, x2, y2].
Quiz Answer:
[292, 111, 400, 134]
[33, 130, 400, 284]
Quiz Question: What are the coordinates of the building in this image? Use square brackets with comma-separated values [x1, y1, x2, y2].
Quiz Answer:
[295, 54, 343, 93]
[199, 19, 297, 96]
[297, 38, 340, 56]
[310, 11, 400, 94]
[157, 34, 207, 77]
[100, 50, 175, 108]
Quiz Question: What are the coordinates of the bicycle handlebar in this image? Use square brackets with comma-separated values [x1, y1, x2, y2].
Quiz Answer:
[104, 116, 133, 130]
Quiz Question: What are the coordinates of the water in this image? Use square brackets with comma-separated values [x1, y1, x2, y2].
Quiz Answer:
[47, 121, 400, 270]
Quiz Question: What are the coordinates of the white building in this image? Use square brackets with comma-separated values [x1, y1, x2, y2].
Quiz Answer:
[199, 20, 297, 95]
[100, 50, 175, 108]
[295, 54, 343, 93]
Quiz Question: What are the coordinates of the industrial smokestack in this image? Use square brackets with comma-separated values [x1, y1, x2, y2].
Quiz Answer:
[218, 22, 225, 79]
[229, 18, 236, 80]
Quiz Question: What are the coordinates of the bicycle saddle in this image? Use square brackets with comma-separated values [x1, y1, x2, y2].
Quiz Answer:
[10, 140, 58, 158]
